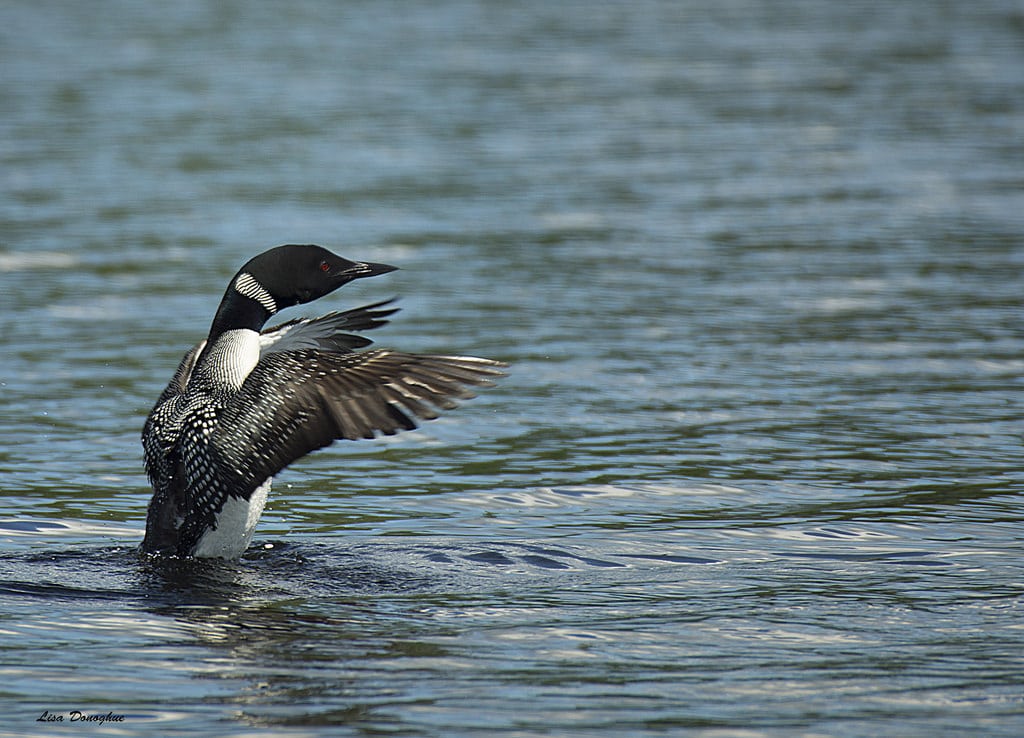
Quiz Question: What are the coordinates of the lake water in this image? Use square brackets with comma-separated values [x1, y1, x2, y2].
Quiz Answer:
[2, 1, 1023, 735]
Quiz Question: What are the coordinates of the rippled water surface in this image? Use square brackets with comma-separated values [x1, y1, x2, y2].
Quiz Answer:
[2, 1, 1023, 736]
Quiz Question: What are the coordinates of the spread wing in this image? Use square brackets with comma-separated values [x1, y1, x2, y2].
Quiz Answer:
[142, 300, 396, 483]
[258, 299, 399, 355]
[210, 349, 507, 499]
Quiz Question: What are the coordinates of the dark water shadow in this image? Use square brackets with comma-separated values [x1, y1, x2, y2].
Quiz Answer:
[0, 533, 722, 610]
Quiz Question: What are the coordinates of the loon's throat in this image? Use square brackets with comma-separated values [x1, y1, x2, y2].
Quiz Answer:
[233, 272, 278, 315]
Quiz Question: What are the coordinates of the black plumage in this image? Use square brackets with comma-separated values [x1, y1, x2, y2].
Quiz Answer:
[141, 246, 505, 558]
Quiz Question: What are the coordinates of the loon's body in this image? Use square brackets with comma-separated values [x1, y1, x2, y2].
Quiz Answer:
[141, 244, 505, 558]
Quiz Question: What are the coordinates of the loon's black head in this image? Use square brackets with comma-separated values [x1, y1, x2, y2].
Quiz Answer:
[208, 244, 397, 339]
[241, 244, 397, 312]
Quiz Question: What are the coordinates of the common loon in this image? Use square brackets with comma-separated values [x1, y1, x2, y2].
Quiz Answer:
[141, 244, 505, 558]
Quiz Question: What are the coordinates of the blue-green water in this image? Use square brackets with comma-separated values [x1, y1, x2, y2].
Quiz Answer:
[2, 1, 1023, 736]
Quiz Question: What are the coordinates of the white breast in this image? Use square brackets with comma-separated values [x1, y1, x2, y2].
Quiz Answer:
[192, 478, 272, 558]
[197, 328, 262, 389]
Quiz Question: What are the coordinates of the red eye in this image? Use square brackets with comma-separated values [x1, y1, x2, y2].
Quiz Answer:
[319, 261, 330, 273]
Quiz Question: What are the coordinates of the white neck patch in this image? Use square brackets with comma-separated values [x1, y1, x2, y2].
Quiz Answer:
[234, 272, 278, 315]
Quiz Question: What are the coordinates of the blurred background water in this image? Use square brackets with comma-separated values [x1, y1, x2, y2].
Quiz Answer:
[1, 1, 1023, 736]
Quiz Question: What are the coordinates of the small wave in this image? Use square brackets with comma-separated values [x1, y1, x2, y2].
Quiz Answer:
[0, 251, 77, 272]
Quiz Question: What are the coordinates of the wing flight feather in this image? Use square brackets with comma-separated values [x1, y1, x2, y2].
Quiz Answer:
[211, 349, 506, 498]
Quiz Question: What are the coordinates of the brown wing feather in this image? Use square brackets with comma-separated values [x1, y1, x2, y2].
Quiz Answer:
[210, 349, 506, 498]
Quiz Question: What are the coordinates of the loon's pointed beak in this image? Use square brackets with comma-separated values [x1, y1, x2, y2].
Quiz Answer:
[339, 261, 399, 281]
